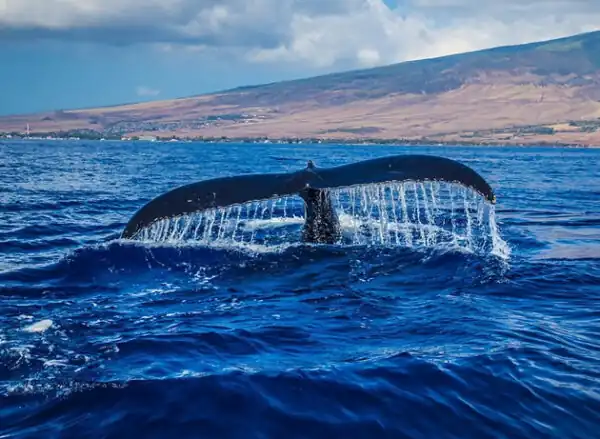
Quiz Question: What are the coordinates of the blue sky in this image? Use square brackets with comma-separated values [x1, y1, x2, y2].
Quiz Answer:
[1, 0, 598, 116]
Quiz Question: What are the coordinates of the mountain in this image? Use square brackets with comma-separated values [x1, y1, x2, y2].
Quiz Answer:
[2, 30, 600, 145]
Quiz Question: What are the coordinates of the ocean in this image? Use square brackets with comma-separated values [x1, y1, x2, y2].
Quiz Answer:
[1, 140, 599, 438]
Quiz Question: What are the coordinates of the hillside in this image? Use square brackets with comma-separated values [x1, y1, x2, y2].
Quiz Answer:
[2, 30, 600, 145]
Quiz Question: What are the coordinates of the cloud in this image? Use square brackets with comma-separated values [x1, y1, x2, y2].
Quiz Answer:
[247, 0, 600, 68]
[1, 0, 599, 70]
[0, 0, 304, 48]
[136, 86, 160, 97]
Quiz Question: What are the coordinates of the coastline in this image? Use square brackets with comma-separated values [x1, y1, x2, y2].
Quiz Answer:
[2, 132, 598, 148]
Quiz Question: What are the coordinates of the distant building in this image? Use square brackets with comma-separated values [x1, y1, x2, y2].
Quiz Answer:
[121, 135, 158, 141]
[138, 135, 158, 142]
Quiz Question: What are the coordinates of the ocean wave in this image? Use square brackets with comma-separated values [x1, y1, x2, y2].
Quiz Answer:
[0, 238, 509, 294]
[2, 141, 599, 439]
[3, 350, 599, 439]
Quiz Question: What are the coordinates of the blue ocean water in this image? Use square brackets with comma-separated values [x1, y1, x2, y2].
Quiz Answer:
[0, 140, 599, 438]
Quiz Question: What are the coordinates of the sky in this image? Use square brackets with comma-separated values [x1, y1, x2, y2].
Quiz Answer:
[1, 0, 599, 116]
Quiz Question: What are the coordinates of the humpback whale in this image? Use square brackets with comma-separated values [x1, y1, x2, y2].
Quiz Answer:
[121, 154, 496, 244]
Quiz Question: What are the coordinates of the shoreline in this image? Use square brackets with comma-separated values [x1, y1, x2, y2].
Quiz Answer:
[2, 133, 598, 148]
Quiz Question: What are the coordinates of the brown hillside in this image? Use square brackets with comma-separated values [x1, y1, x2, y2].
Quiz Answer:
[2, 30, 600, 144]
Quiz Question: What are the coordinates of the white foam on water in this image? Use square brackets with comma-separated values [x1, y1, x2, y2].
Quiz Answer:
[128, 180, 510, 259]
[23, 319, 53, 333]
[243, 216, 305, 230]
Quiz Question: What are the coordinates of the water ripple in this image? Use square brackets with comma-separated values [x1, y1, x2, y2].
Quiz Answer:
[1, 141, 599, 438]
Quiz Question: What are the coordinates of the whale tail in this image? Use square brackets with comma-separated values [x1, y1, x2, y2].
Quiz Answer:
[121, 154, 496, 242]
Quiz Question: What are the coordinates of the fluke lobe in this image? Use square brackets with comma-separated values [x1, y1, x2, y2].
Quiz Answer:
[121, 154, 496, 244]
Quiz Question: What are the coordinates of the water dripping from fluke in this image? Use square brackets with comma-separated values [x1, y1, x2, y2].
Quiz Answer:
[120, 155, 510, 259]
[129, 181, 509, 260]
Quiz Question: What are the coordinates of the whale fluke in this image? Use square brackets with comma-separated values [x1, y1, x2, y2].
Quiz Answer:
[121, 154, 496, 243]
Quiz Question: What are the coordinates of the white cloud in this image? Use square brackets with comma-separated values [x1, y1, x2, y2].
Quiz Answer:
[249, 0, 600, 68]
[0, 0, 599, 70]
[136, 86, 160, 97]
[357, 49, 382, 67]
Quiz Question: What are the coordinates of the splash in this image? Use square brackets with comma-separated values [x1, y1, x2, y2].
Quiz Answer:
[131, 181, 510, 259]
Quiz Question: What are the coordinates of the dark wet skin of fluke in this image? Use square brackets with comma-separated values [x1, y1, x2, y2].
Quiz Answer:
[121, 154, 497, 244]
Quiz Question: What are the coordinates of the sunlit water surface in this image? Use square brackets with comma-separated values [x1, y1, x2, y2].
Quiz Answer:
[1, 140, 599, 438]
